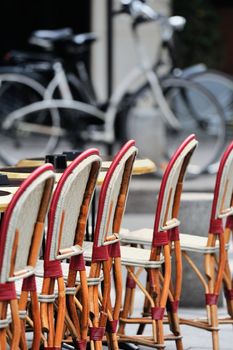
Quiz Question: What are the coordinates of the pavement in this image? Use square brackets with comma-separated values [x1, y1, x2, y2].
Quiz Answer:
[117, 307, 233, 350]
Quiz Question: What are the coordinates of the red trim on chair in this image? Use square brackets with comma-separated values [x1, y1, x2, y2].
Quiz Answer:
[70, 254, 85, 271]
[0, 164, 54, 274]
[153, 230, 169, 247]
[108, 241, 121, 258]
[167, 300, 179, 313]
[44, 347, 61, 350]
[224, 288, 233, 301]
[89, 327, 105, 341]
[210, 141, 233, 221]
[0, 282, 17, 301]
[106, 320, 118, 333]
[151, 307, 165, 320]
[209, 218, 223, 235]
[168, 227, 180, 241]
[205, 293, 219, 305]
[22, 275, 36, 292]
[74, 339, 87, 350]
[126, 275, 136, 289]
[44, 148, 100, 262]
[93, 140, 136, 247]
[152, 134, 196, 248]
[91, 246, 109, 262]
[226, 216, 233, 231]
[44, 260, 63, 278]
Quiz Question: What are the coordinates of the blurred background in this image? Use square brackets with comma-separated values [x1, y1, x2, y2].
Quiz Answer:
[0, 0, 232, 100]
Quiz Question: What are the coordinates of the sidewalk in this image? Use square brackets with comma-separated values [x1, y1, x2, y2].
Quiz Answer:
[122, 307, 233, 349]
[110, 268, 233, 349]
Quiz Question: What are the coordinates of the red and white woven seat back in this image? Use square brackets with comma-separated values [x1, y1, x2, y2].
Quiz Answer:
[47, 150, 101, 261]
[94, 141, 137, 247]
[153, 135, 198, 245]
[0, 165, 54, 283]
[211, 142, 233, 220]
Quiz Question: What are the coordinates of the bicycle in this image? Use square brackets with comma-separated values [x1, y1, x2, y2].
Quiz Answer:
[0, 0, 226, 176]
[158, 9, 233, 172]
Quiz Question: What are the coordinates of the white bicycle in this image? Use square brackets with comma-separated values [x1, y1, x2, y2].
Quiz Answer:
[0, 0, 226, 176]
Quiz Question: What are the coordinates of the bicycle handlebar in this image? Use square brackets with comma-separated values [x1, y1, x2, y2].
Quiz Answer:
[115, 0, 186, 37]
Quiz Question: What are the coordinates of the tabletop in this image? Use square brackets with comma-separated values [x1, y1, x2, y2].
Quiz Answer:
[0, 158, 156, 212]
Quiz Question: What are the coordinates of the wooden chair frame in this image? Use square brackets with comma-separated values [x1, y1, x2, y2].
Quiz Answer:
[38, 149, 101, 350]
[0, 164, 55, 350]
[179, 141, 233, 350]
[85, 140, 137, 350]
[118, 134, 198, 350]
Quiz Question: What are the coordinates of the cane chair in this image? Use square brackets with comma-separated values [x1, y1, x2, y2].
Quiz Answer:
[119, 134, 198, 349]
[82, 140, 138, 350]
[222, 212, 233, 323]
[0, 164, 55, 350]
[35, 149, 101, 350]
[175, 141, 233, 350]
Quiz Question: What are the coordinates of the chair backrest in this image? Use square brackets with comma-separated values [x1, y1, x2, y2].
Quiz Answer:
[92, 140, 137, 260]
[0, 164, 55, 283]
[153, 134, 198, 247]
[45, 148, 101, 262]
[209, 141, 233, 232]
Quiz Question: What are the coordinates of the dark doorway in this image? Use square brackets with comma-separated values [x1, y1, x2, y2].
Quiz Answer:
[0, 0, 91, 57]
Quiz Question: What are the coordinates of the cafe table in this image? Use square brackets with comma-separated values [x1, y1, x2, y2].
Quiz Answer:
[0, 158, 156, 213]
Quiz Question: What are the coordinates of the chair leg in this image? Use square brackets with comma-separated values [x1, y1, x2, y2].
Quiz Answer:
[118, 267, 135, 335]
[40, 277, 55, 348]
[222, 258, 233, 318]
[66, 270, 81, 343]
[210, 304, 220, 350]
[79, 270, 89, 342]
[137, 277, 150, 335]
[106, 257, 122, 350]
[18, 291, 28, 350]
[54, 276, 66, 349]
[0, 301, 8, 350]
[30, 290, 42, 350]
[9, 299, 21, 350]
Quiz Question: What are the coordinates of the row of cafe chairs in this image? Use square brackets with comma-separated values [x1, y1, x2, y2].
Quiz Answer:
[0, 135, 232, 349]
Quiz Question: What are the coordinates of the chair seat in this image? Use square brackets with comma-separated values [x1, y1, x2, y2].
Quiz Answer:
[120, 228, 153, 246]
[120, 228, 228, 254]
[83, 241, 164, 268]
[179, 233, 228, 253]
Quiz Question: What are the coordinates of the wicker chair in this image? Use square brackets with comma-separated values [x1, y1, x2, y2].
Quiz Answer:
[35, 149, 101, 350]
[83, 140, 138, 350]
[0, 164, 55, 350]
[119, 134, 198, 349]
[177, 141, 233, 350]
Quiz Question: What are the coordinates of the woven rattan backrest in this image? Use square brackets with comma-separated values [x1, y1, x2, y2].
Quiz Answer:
[211, 141, 233, 220]
[93, 140, 137, 248]
[0, 164, 55, 283]
[45, 149, 101, 261]
[152, 134, 198, 246]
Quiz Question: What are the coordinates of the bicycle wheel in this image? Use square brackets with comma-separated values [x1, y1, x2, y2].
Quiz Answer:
[0, 73, 60, 165]
[162, 77, 226, 175]
[117, 78, 225, 176]
[187, 69, 233, 126]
